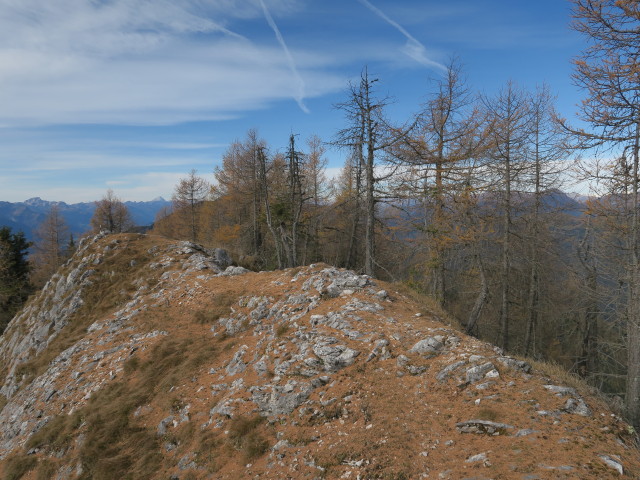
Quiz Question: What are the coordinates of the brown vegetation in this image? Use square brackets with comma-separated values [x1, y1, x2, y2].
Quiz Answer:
[0, 234, 639, 479]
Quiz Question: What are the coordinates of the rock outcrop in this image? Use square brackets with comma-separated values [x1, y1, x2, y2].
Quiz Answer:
[0, 233, 638, 479]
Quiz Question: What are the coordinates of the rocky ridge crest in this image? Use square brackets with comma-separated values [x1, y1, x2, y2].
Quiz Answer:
[0, 233, 638, 479]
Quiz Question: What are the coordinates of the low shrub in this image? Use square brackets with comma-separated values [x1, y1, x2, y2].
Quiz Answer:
[3, 454, 37, 480]
[193, 292, 237, 324]
[227, 415, 269, 460]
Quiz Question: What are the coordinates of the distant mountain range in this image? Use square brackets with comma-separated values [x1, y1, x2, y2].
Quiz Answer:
[0, 190, 588, 244]
[0, 197, 171, 241]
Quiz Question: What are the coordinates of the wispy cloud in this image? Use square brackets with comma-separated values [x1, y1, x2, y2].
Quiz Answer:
[104, 171, 215, 202]
[258, 0, 310, 114]
[355, 0, 445, 71]
[16, 152, 204, 172]
[0, 154, 215, 202]
[0, 171, 197, 204]
[108, 141, 229, 151]
[0, 0, 332, 126]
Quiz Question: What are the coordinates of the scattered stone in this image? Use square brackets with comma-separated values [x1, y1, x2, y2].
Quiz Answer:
[157, 416, 174, 436]
[409, 337, 444, 356]
[44, 389, 57, 402]
[250, 303, 269, 322]
[210, 399, 234, 418]
[497, 357, 531, 373]
[225, 345, 248, 376]
[436, 360, 466, 382]
[375, 290, 388, 300]
[599, 455, 624, 475]
[465, 452, 487, 463]
[563, 397, 592, 417]
[538, 464, 574, 471]
[253, 356, 269, 377]
[220, 266, 249, 276]
[312, 342, 360, 372]
[396, 355, 410, 368]
[212, 248, 232, 268]
[544, 385, 576, 396]
[218, 316, 246, 335]
[251, 381, 313, 416]
[475, 381, 496, 390]
[178, 453, 197, 470]
[366, 339, 391, 362]
[133, 405, 152, 418]
[456, 420, 514, 435]
[445, 336, 460, 348]
[408, 365, 428, 375]
[271, 439, 291, 452]
[466, 362, 496, 384]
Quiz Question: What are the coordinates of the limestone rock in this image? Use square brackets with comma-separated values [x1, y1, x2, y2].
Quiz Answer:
[312, 342, 360, 372]
[220, 266, 249, 276]
[466, 362, 496, 384]
[436, 360, 466, 381]
[599, 455, 624, 475]
[456, 420, 514, 435]
[563, 397, 592, 417]
[497, 356, 531, 374]
[409, 337, 444, 356]
[251, 381, 313, 416]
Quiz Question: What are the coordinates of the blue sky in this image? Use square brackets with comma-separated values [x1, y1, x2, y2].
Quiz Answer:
[0, 0, 583, 203]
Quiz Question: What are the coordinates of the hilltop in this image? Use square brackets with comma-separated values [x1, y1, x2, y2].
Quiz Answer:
[0, 233, 638, 479]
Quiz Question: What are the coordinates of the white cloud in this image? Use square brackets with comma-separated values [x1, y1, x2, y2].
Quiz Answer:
[106, 171, 206, 202]
[6, 150, 204, 172]
[100, 170, 220, 203]
[324, 166, 343, 182]
[0, 0, 336, 126]
[0, 168, 209, 203]
[113, 141, 228, 150]
[0, 41, 347, 126]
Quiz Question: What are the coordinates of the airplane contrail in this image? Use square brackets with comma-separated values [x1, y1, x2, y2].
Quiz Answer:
[356, 0, 446, 71]
[258, 0, 310, 114]
[214, 25, 247, 41]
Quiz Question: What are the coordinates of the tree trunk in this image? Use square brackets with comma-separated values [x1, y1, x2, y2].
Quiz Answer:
[523, 261, 539, 356]
[364, 137, 375, 276]
[432, 157, 446, 306]
[190, 201, 197, 243]
[251, 150, 262, 257]
[576, 215, 599, 379]
[466, 253, 488, 336]
[345, 151, 363, 270]
[500, 145, 512, 352]
[626, 120, 640, 427]
[257, 148, 283, 269]
[524, 124, 541, 357]
[287, 134, 304, 268]
[583, 266, 598, 377]
[364, 78, 376, 277]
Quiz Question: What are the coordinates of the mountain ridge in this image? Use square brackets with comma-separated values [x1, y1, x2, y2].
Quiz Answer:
[0, 198, 171, 240]
[0, 233, 637, 479]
